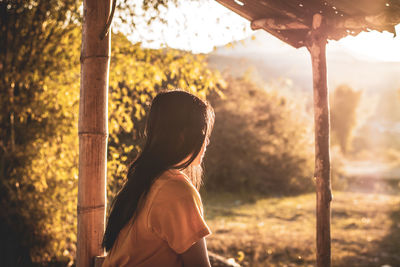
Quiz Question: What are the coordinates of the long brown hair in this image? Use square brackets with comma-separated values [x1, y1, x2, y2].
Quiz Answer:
[102, 90, 214, 251]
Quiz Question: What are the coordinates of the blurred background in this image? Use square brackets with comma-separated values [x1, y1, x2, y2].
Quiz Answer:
[0, 0, 399, 266]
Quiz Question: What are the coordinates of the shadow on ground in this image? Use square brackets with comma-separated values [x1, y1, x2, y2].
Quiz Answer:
[375, 201, 400, 266]
[334, 196, 400, 267]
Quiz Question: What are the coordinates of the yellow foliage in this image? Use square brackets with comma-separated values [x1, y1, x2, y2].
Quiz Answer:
[2, 24, 224, 263]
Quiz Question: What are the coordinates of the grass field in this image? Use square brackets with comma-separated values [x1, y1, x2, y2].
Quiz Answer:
[203, 190, 400, 267]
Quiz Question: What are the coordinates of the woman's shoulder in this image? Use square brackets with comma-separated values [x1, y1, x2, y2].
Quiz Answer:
[152, 169, 199, 202]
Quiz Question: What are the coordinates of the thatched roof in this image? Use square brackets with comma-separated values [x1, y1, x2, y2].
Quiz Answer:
[216, 0, 400, 48]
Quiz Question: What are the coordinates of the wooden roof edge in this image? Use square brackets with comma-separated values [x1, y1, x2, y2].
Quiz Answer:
[216, 0, 400, 48]
[251, 18, 308, 31]
[250, 13, 398, 48]
[215, 0, 252, 23]
[215, 0, 305, 48]
[251, 13, 399, 31]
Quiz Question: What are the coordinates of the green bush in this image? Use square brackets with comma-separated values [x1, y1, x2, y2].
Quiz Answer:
[204, 76, 314, 195]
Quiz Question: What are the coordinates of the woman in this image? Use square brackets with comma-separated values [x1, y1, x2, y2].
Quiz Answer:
[102, 90, 214, 267]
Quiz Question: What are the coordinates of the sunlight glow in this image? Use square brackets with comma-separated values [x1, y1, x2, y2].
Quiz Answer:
[124, 1, 400, 62]
[334, 24, 400, 62]
[125, 1, 252, 54]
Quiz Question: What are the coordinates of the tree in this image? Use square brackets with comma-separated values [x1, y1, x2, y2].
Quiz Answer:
[330, 84, 362, 154]
[0, 1, 81, 264]
[204, 76, 314, 195]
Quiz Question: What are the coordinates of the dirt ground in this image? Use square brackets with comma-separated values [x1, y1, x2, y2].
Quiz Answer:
[204, 189, 400, 267]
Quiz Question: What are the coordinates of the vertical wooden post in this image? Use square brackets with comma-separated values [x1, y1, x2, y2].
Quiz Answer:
[306, 14, 332, 267]
[77, 0, 112, 266]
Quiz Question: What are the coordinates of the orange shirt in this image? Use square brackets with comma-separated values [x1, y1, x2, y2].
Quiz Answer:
[102, 169, 211, 267]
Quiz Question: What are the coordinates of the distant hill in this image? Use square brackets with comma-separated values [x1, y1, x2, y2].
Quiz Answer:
[207, 31, 400, 93]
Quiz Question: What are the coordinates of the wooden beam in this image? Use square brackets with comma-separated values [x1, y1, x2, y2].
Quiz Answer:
[331, 14, 397, 29]
[306, 13, 332, 267]
[366, 11, 400, 26]
[251, 18, 309, 30]
[77, 0, 111, 266]
[215, 0, 305, 48]
[251, 15, 398, 36]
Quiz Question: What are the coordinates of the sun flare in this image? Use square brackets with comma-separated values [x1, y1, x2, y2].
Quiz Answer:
[329, 25, 400, 62]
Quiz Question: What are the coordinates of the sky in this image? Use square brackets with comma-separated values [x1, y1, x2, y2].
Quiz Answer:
[331, 25, 400, 62]
[123, 1, 400, 62]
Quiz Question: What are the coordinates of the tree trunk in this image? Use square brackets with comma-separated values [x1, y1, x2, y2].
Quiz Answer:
[307, 14, 332, 267]
[77, 0, 112, 266]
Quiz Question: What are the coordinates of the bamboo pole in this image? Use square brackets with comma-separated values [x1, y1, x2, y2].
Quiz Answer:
[306, 13, 332, 267]
[77, 0, 112, 266]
